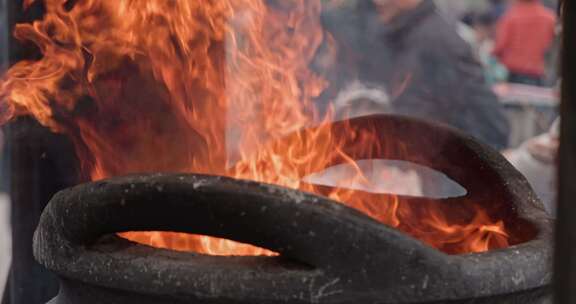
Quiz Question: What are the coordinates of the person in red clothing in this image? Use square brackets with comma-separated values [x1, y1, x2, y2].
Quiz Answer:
[493, 0, 557, 86]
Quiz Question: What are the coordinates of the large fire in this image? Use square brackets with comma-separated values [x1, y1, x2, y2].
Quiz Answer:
[1, 0, 510, 255]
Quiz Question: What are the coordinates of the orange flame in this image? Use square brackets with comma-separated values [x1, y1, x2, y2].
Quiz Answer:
[1, 0, 513, 255]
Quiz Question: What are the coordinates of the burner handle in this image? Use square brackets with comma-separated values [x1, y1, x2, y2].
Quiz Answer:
[275, 114, 539, 209]
[34, 174, 448, 302]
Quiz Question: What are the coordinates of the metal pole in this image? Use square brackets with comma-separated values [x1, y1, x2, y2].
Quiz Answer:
[1, 2, 78, 304]
[555, 0, 576, 303]
[0, 0, 8, 68]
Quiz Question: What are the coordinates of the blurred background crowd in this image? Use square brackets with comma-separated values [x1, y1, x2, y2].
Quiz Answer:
[312, 0, 560, 215]
[440, 0, 560, 214]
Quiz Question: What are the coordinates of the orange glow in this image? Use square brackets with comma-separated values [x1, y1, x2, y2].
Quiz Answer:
[1, 0, 511, 255]
[119, 232, 277, 256]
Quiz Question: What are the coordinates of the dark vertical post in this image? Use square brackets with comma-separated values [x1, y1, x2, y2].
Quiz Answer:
[3, 119, 79, 304]
[0, 0, 8, 69]
[1, 1, 80, 304]
[555, 0, 576, 303]
[0, 0, 9, 302]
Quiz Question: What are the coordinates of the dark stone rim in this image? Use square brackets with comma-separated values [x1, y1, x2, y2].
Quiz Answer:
[34, 115, 553, 303]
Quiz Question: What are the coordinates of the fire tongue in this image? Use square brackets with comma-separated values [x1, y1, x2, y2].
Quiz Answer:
[1, 0, 509, 255]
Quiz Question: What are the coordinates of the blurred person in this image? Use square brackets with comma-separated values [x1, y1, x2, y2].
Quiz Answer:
[457, 12, 482, 49]
[316, 2, 511, 215]
[332, 81, 391, 120]
[542, 0, 558, 10]
[488, 0, 511, 20]
[322, 0, 510, 150]
[433, 0, 468, 21]
[504, 119, 558, 215]
[493, 0, 557, 86]
[469, 12, 509, 84]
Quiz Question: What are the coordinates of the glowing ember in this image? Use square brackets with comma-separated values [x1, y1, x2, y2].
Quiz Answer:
[1, 0, 509, 255]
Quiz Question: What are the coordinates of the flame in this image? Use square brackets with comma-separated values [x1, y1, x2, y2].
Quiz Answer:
[0, 0, 513, 255]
